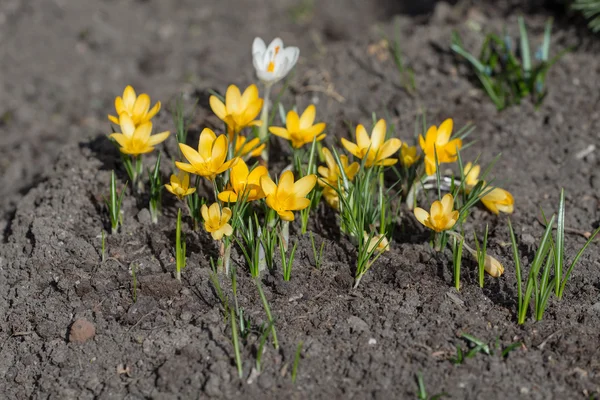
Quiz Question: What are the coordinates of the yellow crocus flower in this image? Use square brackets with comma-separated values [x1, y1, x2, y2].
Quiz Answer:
[109, 114, 170, 156]
[364, 232, 390, 253]
[165, 172, 196, 200]
[176, 128, 238, 180]
[108, 85, 161, 126]
[482, 188, 514, 215]
[210, 84, 263, 137]
[218, 159, 268, 203]
[235, 135, 265, 158]
[419, 118, 463, 176]
[463, 162, 481, 188]
[341, 119, 402, 167]
[400, 143, 419, 168]
[414, 193, 459, 232]
[201, 203, 233, 240]
[269, 105, 326, 148]
[260, 170, 317, 221]
[317, 148, 359, 210]
[462, 162, 514, 214]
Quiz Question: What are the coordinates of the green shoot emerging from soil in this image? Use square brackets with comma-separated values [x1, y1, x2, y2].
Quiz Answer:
[573, 0, 600, 32]
[309, 232, 325, 269]
[175, 208, 186, 281]
[451, 17, 566, 110]
[509, 189, 600, 324]
[451, 333, 522, 364]
[103, 170, 127, 234]
[100, 230, 106, 262]
[291, 341, 303, 384]
[416, 372, 448, 400]
[148, 153, 162, 224]
[130, 262, 138, 303]
[279, 236, 298, 281]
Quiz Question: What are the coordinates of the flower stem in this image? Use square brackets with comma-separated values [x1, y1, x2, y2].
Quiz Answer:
[280, 220, 290, 252]
[258, 83, 273, 163]
[218, 239, 232, 275]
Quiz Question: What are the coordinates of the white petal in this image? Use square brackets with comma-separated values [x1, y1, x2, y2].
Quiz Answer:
[283, 47, 299, 69]
[252, 37, 266, 56]
[267, 37, 284, 54]
[258, 70, 278, 84]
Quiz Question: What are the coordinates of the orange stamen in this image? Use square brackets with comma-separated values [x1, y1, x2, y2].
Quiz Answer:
[267, 61, 275, 72]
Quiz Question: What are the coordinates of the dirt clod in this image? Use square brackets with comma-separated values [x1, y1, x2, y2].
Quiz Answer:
[69, 319, 96, 344]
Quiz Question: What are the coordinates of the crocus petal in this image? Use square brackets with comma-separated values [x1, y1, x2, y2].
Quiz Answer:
[133, 94, 150, 118]
[341, 138, 361, 159]
[436, 118, 453, 146]
[304, 122, 326, 138]
[378, 158, 398, 167]
[182, 173, 190, 189]
[294, 174, 317, 198]
[377, 138, 402, 161]
[430, 201, 443, 219]
[278, 210, 295, 221]
[211, 134, 229, 165]
[110, 133, 128, 148]
[299, 105, 316, 130]
[278, 170, 295, 195]
[252, 37, 266, 57]
[198, 128, 217, 159]
[221, 207, 232, 222]
[119, 114, 136, 137]
[260, 175, 277, 196]
[210, 96, 227, 121]
[146, 101, 161, 120]
[484, 255, 504, 277]
[286, 110, 300, 133]
[289, 197, 311, 211]
[211, 229, 224, 241]
[134, 122, 153, 143]
[115, 97, 125, 115]
[424, 155, 436, 176]
[180, 143, 206, 168]
[218, 191, 239, 203]
[269, 126, 291, 140]
[441, 194, 454, 215]
[200, 204, 209, 221]
[175, 161, 197, 175]
[164, 184, 175, 196]
[225, 85, 242, 114]
[240, 84, 259, 111]
[147, 130, 170, 146]
[248, 165, 268, 184]
[122, 86, 136, 110]
[355, 124, 371, 150]
[108, 114, 120, 125]
[413, 207, 430, 226]
[215, 157, 239, 175]
[221, 224, 233, 237]
[267, 37, 284, 55]
[370, 119, 387, 150]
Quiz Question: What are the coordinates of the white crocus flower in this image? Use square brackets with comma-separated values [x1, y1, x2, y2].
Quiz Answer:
[252, 37, 299, 85]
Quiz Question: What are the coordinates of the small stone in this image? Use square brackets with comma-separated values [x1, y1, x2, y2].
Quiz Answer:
[590, 302, 600, 313]
[136, 208, 152, 225]
[69, 319, 96, 344]
[368, 338, 377, 345]
[347, 316, 369, 334]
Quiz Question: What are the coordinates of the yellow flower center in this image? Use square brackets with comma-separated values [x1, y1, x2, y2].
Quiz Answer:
[267, 61, 275, 72]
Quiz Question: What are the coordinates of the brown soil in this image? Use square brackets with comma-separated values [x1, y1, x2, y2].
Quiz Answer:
[1, 1, 600, 399]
